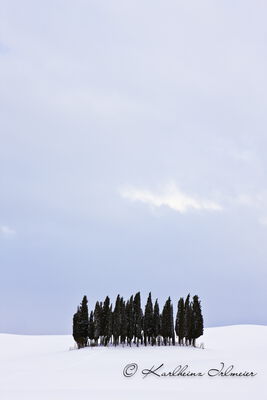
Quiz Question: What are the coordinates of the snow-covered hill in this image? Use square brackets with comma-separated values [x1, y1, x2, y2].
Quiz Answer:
[0, 325, 266, 400]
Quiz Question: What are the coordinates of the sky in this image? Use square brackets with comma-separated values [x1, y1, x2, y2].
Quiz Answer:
[1, 0, 267, 334]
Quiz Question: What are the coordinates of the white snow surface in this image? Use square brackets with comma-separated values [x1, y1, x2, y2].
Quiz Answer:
[0, 325, 266, 400]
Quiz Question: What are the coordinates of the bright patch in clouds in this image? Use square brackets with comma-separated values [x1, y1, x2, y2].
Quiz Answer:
[120, 183, 223, 214]
[0, 225, 16, 236]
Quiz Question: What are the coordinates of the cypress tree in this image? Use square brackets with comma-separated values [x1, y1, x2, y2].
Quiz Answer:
[126, 296, 134, 346]
[175, 297, 185, 345]
[88, 310, 94, 345]
[160, 312, 163, 345]
[102, 296, 111, 346]
[133, 292, 143, 346]
[79, 295, 89, 347]
[153, 299, 161, 346]
[161, 300, 168, 345]
[107, 304, 113, 345]
[93, 301, 102, 345]
[144, 292, 153, 346]
[184, 294, 192, 345]
[72, 306, 82, 348]
[170, 301, 175, 345]
[113, 295, 121, 346]
[72, 296, 89, 348]
[99, 301, 103, 340]
[191, 295, 204, 346]
[161, 297, 175, 345]
[120, 297, 127, 345]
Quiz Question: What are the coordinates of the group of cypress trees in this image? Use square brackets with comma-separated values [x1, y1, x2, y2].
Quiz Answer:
[72, 292, 203, 349]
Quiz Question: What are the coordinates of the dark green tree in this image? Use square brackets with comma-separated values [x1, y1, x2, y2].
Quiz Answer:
[120, 297, 127, 345]
[126, 296, 134, 346]
[161, 300, 168, 345]
[175, 297, 185, 345]
[133, 292, 143, 346]
[161, 297, 175, 345]
[191, 295, 204, 346]
[93, 301, 102, 345]
[170, 301, 175, 345]
[102, 296, 112, 346]
[88, 310, 94, 345]
[72, 306, 82, 348]
[107, 304, 113, 345]
[184, 294, 192, 345]
[113, 295, 121, 346]
[152, 299, 161, 346]
[144, 292, 153, 346]
[72, 295, 89, 348]
[80, 296, 89, 345]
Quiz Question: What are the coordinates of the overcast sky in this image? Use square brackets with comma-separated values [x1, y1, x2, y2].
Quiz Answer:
[1, 0, 267, 334]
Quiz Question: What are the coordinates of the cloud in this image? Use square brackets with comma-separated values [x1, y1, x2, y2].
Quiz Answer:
[228, 149, 256, 164]
[120, 183, 223, 214]
[233, 194, 267, 227]
[259, 217, 267, 226]
[0, 225, 16, 236]
[0, 42, 9, 55]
